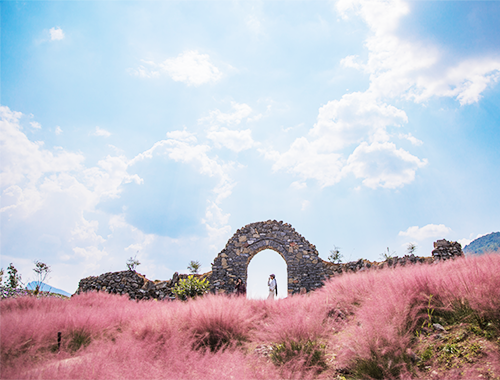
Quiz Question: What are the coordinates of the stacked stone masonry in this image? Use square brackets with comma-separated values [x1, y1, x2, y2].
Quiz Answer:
[76, 220, 464, 299]
[76, 270, 210, 301]
[211, 220, 325, 295]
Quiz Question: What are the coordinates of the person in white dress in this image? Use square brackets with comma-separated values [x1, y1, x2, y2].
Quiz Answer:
[268, 274, 277, 300]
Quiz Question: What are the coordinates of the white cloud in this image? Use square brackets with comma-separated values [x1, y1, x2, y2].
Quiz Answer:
[247, 15, 263, 35]
[458, 238, 472, 249]
[162, 51, 222, 85]
[207, 128, 257, 152]
[301, 200, 310, 211]
[290, 181, 307, 190]
[130, 129, 235, 203]
[129, 51, 223, 86]
[30, 121, 42, 129]
[398, 133, 423, 146]
[264, 92, 423, 189]
[345, 141, 427, 189]
[166, 129, 197, 143]
[337, 0, 500, 105]
[310, 91, 408, 150]
[91, 126, 111, 138]
[0, 106, 85, 188]
[49, 27, 65, 41]
[55, 126, 62, 135]
[1, 106, 235, 291]
[399, 224, 452, 241]
[268, 137, 345, 188]
[199, 102, 255, 127]
[199, 102, 260, 152]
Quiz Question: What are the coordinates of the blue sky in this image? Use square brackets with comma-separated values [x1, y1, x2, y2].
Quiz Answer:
[1, 0, 499, 296]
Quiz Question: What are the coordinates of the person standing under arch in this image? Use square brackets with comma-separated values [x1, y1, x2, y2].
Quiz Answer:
[268, 274, 277, 300]
[234, 278, 246, 296]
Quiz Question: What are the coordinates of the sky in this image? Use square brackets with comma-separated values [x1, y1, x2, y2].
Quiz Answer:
[1, 0, 499, 297]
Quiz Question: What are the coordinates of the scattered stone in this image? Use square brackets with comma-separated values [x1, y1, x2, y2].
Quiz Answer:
[433, 323, 447, 332]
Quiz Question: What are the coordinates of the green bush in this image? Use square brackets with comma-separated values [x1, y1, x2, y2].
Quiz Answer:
[172, 275, 209, 300]
[270, 340, 327, 372]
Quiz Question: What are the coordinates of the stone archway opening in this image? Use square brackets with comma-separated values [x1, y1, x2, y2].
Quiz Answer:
[247, 249, 287, 299]
[211, 220, 326, 295]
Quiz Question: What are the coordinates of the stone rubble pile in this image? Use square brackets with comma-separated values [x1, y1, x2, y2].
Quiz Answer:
[431, 239, 464, 260]
[75, 270, 210, 300]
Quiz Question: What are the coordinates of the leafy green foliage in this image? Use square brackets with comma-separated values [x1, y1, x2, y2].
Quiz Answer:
[380, 247, 395, 260]
[126, 255, 141, 271]
[172, 275, 209, 300]
[270, 340, 327, 372]
[187, 260, 201, 274]
[68, 329, 91, 353]
[6, 263, 22, 289]
[33, 261, 51, 294]
[407, 243, 417, 255]
[328, 246, 343, 263]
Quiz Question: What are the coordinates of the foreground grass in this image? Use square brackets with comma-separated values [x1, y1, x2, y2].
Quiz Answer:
[1, 254, 499, 379]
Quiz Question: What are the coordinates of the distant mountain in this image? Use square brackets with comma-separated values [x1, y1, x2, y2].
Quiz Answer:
[26, 282, 72, 297]
[463, 232, 500, 256]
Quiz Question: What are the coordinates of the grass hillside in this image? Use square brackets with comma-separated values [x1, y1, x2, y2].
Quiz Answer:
[1, 254, 499, 380]
[464, 232, 500, 256]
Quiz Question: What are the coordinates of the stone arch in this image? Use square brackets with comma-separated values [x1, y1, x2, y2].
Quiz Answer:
[211, 220, 326, 295]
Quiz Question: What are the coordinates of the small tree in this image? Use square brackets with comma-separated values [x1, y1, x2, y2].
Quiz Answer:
[126, 255, 141, 272]
[172, 275, 210, 300]
[406, 243, 417, 255]
[328, 246, 343, 264]
[187, 260, 201, 274]
[6, 263, 22, 289]
[380, 247, 395, 261]
[33, 261, 51, 293]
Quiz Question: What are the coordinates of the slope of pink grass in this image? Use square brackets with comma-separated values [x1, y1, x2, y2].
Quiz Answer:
[1, 254, 499, 379]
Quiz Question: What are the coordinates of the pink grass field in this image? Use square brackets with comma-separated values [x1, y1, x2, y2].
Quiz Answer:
[1, 254, 499, 380]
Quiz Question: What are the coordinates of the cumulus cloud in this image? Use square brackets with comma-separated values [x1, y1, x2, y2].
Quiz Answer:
[55, 126, 63, 135]
[399, 133, 423, 146]
[337, 0, 500, 105]
[199, 102, 254, 127]
[49, 27, 65, 41]
[344, 141, 427, 189]
[310, 91, 408, 150]
[207, 128, 257, 152]
[0, 106, 84, 189]
[1, 106, 234, 291]
[130, 129, 235, 204]
[130, 51, 222, 86]
[264, 92, 422, 189]
[200, 102, 259, 152]
[399, 224, 452, 241]
[30, 121, 42, 129]
[265, 138, 345, 188]
[91, 126, 111, 138]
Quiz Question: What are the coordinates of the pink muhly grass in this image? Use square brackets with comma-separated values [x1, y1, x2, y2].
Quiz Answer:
[254, 295, 332, 345]
[177, 294, 258, 351]
[5, 323, 279, 380]
[323, 254, 500, 378]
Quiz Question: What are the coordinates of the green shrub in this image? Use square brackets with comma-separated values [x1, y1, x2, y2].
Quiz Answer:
[270, 340, 327, 372]
[68, 329, 91, 352]
[172, 275, 209, 300]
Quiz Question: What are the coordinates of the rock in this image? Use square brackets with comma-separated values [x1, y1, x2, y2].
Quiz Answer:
[433, 323, 446, 332]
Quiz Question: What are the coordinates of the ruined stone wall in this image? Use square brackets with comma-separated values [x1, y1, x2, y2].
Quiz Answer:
[432, 239, 464, 260]
[211, 220, 325, 295]
[75, 270, 210, 301]
[75, 227, 464, 299]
